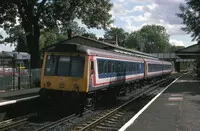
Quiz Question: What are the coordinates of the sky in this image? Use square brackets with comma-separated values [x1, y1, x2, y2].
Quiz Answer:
[87, 0, 196, 47]
[0, 0, 196, 52]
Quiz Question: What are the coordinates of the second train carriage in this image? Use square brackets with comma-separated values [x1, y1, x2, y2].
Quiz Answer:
[40, 43, 172, 104]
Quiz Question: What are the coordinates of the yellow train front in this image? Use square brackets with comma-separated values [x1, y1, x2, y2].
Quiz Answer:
[40, 43, 90, 102]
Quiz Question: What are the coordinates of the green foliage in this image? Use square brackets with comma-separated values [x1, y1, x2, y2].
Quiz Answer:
[126, 25, 171, 53]
[16, 36, 28, 52]
[39, 21, 87, 51]
[82, 33, 97, 40]
[0, 0, 113, 68]
[169, 45, 185, 53]
[104, 27, 129, 47]
[178, 0, 200, 41]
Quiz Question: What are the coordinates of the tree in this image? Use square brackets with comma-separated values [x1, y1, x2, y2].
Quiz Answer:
[126, 25, 171, 53]
[39, 21, 87, 51]
[82, 33, 97, 40]
[169, 45, 185, 53]
[178, 0, 200, 42]
[104, 27, 129, 47]
[0, 0, 113, 68]
[126, 31, 145, 51]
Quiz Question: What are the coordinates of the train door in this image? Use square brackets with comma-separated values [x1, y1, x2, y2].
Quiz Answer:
[89, 59, 94, 88]
[144, 59, 147, 79]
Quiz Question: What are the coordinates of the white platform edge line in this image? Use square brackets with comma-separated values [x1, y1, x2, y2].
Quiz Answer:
[0, 95, 40, 106]
[118, 74, 186, 131]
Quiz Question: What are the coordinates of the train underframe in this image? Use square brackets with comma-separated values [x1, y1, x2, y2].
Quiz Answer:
[39, 74, 170, 115]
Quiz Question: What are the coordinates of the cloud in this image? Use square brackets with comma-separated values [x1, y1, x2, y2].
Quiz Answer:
[170, 39, 185, 47]
[112, 3, 129, 17]
[112, 0, 188, 36]
[0, 44, 15, 52]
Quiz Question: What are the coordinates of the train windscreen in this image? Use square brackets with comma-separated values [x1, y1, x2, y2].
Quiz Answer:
[44, 55, 85, 78]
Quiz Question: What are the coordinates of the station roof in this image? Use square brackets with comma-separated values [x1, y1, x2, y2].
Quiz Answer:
[0, 51, 30, 60]
[44, 35, 157, 59]
[175, 43, 200, 59]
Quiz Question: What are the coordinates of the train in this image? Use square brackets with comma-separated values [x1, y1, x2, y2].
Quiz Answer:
[39, 43, 172, 108]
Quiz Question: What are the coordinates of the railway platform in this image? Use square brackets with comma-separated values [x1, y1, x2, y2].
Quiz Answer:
[0, 88, 40, 106]
[120, 71, 200, 131]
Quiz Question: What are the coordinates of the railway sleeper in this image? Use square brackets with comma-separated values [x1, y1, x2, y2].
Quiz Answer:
[96, 125, 119, 130]
[99, 123, 118, 127]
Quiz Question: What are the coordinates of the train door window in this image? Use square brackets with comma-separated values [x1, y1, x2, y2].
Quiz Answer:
[98, 60, 103, 74]
[90, 61, 94, 74]
[57, 56, 70, 76]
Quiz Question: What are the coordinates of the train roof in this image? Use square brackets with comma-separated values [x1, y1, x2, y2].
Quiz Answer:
[45, 43, 144, 61]
[43, 36, 158, 60]
[45, 43, 172, 64]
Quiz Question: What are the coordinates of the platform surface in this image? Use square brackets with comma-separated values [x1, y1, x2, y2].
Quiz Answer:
[0, 88, 40, 106]
[121, 72, 200, 131]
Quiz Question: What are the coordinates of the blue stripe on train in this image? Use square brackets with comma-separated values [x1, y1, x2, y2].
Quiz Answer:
[97, 58, 144, 79]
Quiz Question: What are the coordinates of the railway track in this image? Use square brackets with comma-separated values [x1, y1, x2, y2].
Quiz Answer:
[68, 78, 173, 131]
[2, 74, 180, 131]
[0, 113, 37, 131]
[33, 77, 175, 131]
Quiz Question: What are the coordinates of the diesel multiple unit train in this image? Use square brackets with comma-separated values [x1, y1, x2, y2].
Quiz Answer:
[40, 43, 172, 106]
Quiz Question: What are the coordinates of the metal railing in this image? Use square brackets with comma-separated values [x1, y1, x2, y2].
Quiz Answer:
[0, 68, 41, 91]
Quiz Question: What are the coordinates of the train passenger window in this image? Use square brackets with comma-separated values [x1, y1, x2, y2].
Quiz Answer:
[70, 56, 85, 77]
[132, 63, 137, 72]
[103, 61, 107, 73]
[118, 62, 121, 73]
[115, 62, 118, 73]
[128, 63, 131, 72]
[111, 61, 114, 73]
[57, 56, 70, 76]
[98, 60, 103, 74]
[108, 61, 112, 73]
[121, 62, 124, 73]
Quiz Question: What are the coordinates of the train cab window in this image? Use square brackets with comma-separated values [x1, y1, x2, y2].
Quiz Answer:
[45, 55, 58, 75]
[57, 56, 70, 76]
[70, 56, 85, 77]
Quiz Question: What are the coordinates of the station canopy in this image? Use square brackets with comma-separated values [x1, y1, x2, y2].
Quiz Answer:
[175, 44, 200, 59]
[0, 51, 30, 60]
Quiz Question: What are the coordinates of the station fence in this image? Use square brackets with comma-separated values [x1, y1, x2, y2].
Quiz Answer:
[0, 68, 41, 91]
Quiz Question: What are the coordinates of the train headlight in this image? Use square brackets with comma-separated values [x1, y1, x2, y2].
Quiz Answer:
[47, 81, 51, 87]
[74, 84, 79, 90]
